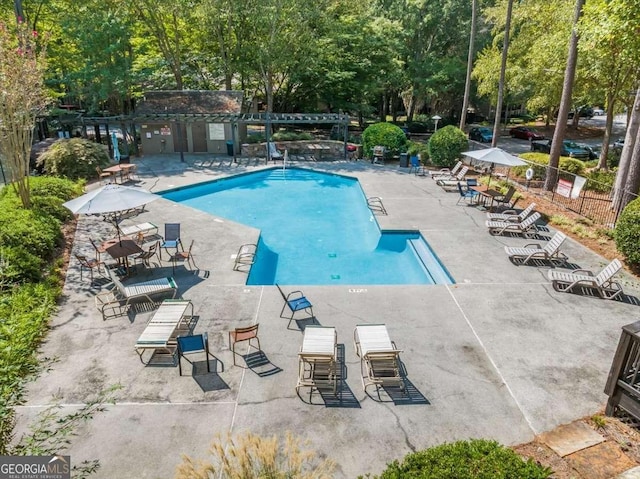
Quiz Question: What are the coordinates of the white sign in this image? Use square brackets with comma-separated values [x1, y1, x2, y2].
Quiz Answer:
[571, 175, 586, 199]
[208, 123, 225, 140]
[556, 179, 572, 198]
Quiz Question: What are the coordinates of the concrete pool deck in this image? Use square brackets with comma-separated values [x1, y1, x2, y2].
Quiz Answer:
[18, 154, 640, 478]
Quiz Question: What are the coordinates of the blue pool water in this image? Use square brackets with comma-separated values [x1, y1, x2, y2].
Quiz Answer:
[162, 168, 454, 286]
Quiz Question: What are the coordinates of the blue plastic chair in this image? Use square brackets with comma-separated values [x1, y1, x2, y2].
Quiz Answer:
[176, 333, 214, 375]
[456, 182, 480, 205]
[409, 156, 423, 175]
[276, 284, 314, 329]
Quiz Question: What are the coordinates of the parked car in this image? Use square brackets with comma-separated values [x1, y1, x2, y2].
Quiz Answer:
[469, 127, 493, 143]
[567, 106, 594, 119]
[530, 139, 591, 159]
[509, 126, 545, 141]
[576, 143, 601, 160]
[613, 138, 625, 151]
[592, 107, 605, 116]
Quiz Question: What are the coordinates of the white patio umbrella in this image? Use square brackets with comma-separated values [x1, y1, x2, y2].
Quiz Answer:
[461, 147, 527, 187]
[63, 184, 160, 241]
[111, 131, 121, 162]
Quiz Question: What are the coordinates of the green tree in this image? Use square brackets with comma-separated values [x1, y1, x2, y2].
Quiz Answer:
[427, 125, 468, 167]
[0, 20, 48, 208]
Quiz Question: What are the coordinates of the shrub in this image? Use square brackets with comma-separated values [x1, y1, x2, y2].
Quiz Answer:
[362, 122, 408, 158]
[245, 134, 265, 144]
[0, 246, 44, 287]
[406, 141, 430, 161]
[560, 158, 585, 175]
[37, 138, 110, 180]
[427, 125, 468, 167]
[406, 121, 429, 133]
[615, 197, 640, 266]
[0, 207, 61, 259]
[272, 131, 314, 141]
[0, 177, 82, 222]
[375, 439, 552, 479]
[585, 169, 616, 193]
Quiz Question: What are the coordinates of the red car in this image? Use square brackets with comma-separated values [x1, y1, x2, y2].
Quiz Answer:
[509, 126, 545, 140]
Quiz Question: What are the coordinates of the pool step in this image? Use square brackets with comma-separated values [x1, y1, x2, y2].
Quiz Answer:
[408, 239, 454, 285]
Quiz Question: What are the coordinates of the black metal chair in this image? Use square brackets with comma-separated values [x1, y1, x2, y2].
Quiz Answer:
[176, 333, 214, 376]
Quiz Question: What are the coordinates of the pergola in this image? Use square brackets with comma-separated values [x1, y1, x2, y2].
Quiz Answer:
[78, 112, 351, 161]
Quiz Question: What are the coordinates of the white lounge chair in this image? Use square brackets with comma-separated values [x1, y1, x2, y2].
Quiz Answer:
[353, 324, 404, 394]
[487, 203, 536, 222]
[296, 326, 337, 400]
[504, 231, 568, 265]
[547, 258, 624, 299]
[435, 166, 469, 188]
[430, 161, 462, 180]
[486, 212, 541, 238]
[95, 268, 178, 320]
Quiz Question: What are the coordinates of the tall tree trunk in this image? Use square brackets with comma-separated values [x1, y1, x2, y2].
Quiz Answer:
[13, 0, 23, 22]
[612, 85, 640, 212]
[621, 127, 640, 210]
[597, 92, 616, 170]
[544, 0, 584, 191]
[460, 0, 478, 130]
[491, 0, 514, 147]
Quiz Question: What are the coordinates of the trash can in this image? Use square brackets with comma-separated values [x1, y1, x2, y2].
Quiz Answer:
[399, 153, 408, 168]
[226, 140, 234, 156]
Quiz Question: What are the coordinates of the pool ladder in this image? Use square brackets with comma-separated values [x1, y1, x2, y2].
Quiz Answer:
[233, 243, 257, 272]
[367, 196, 387, 215]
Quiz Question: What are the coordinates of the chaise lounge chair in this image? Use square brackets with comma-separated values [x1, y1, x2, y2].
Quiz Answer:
[430, 161, 462, 180]
[487, 202, 536, 223]
[486, 211, 541, 238]
[504, 231, 568, 265]
[547, 258, 624, 299]
[296, 326, 337, 400]
[267, 142, 284, 162]
[353, 324, 404, 395]
[95, 267, 178, 320]
[435, 166, 469, 190]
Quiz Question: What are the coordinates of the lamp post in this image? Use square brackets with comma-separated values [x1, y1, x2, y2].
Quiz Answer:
[432, 115, 442, 132]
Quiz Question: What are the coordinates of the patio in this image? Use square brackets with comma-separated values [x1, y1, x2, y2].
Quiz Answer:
[17, 154, 640, 478]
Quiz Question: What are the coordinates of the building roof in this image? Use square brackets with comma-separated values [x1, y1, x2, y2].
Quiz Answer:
[135, 90, 244, 115]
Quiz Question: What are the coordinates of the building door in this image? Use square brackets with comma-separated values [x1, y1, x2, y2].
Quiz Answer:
[191, 122, 208, 152]
[171, 123, 188, 153]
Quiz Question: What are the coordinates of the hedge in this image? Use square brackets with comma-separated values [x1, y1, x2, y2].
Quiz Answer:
[615, 197, 640, 266]
[374, 439, 552, 479]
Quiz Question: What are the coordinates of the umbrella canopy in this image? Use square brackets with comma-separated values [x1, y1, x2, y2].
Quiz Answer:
[63, 184, 160, 215]
[461, 147, 527, 167]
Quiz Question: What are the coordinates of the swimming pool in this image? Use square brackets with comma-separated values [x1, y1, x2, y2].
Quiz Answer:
[162, 167, 454, 286]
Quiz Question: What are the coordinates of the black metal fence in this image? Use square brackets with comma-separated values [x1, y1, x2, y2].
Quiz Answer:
[503, 162, 637, 228]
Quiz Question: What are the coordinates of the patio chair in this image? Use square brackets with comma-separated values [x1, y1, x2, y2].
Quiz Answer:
[353, 324, 404, 394]
[94, 267, 178, 320]
[169, 239, 198, 272]
[430, 161, 462, 180]
[96, 166, 114, 184]
[177, 333, 215, 375]
[160, 223, 182, 259]
[547, 258, 624, 300]
[486, 202, 536, 223]
[75, 253, 104, 281]
[119, 222, 158, 240]
[133, 241, 160, 268]
[504, 231, 568, 265]
[228, 324, 261, 366]
[276, 284, 314, 329]
[486, 212, 541, 238]
[409, 156, 423, 176]
[492, 186, 517, 210]
[435, 166, 469, 189]
[232, 243, 257, 272]
[89, 238, 108, 261]
[267, 142, 284, 162]
[456, 182, 480, 205]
